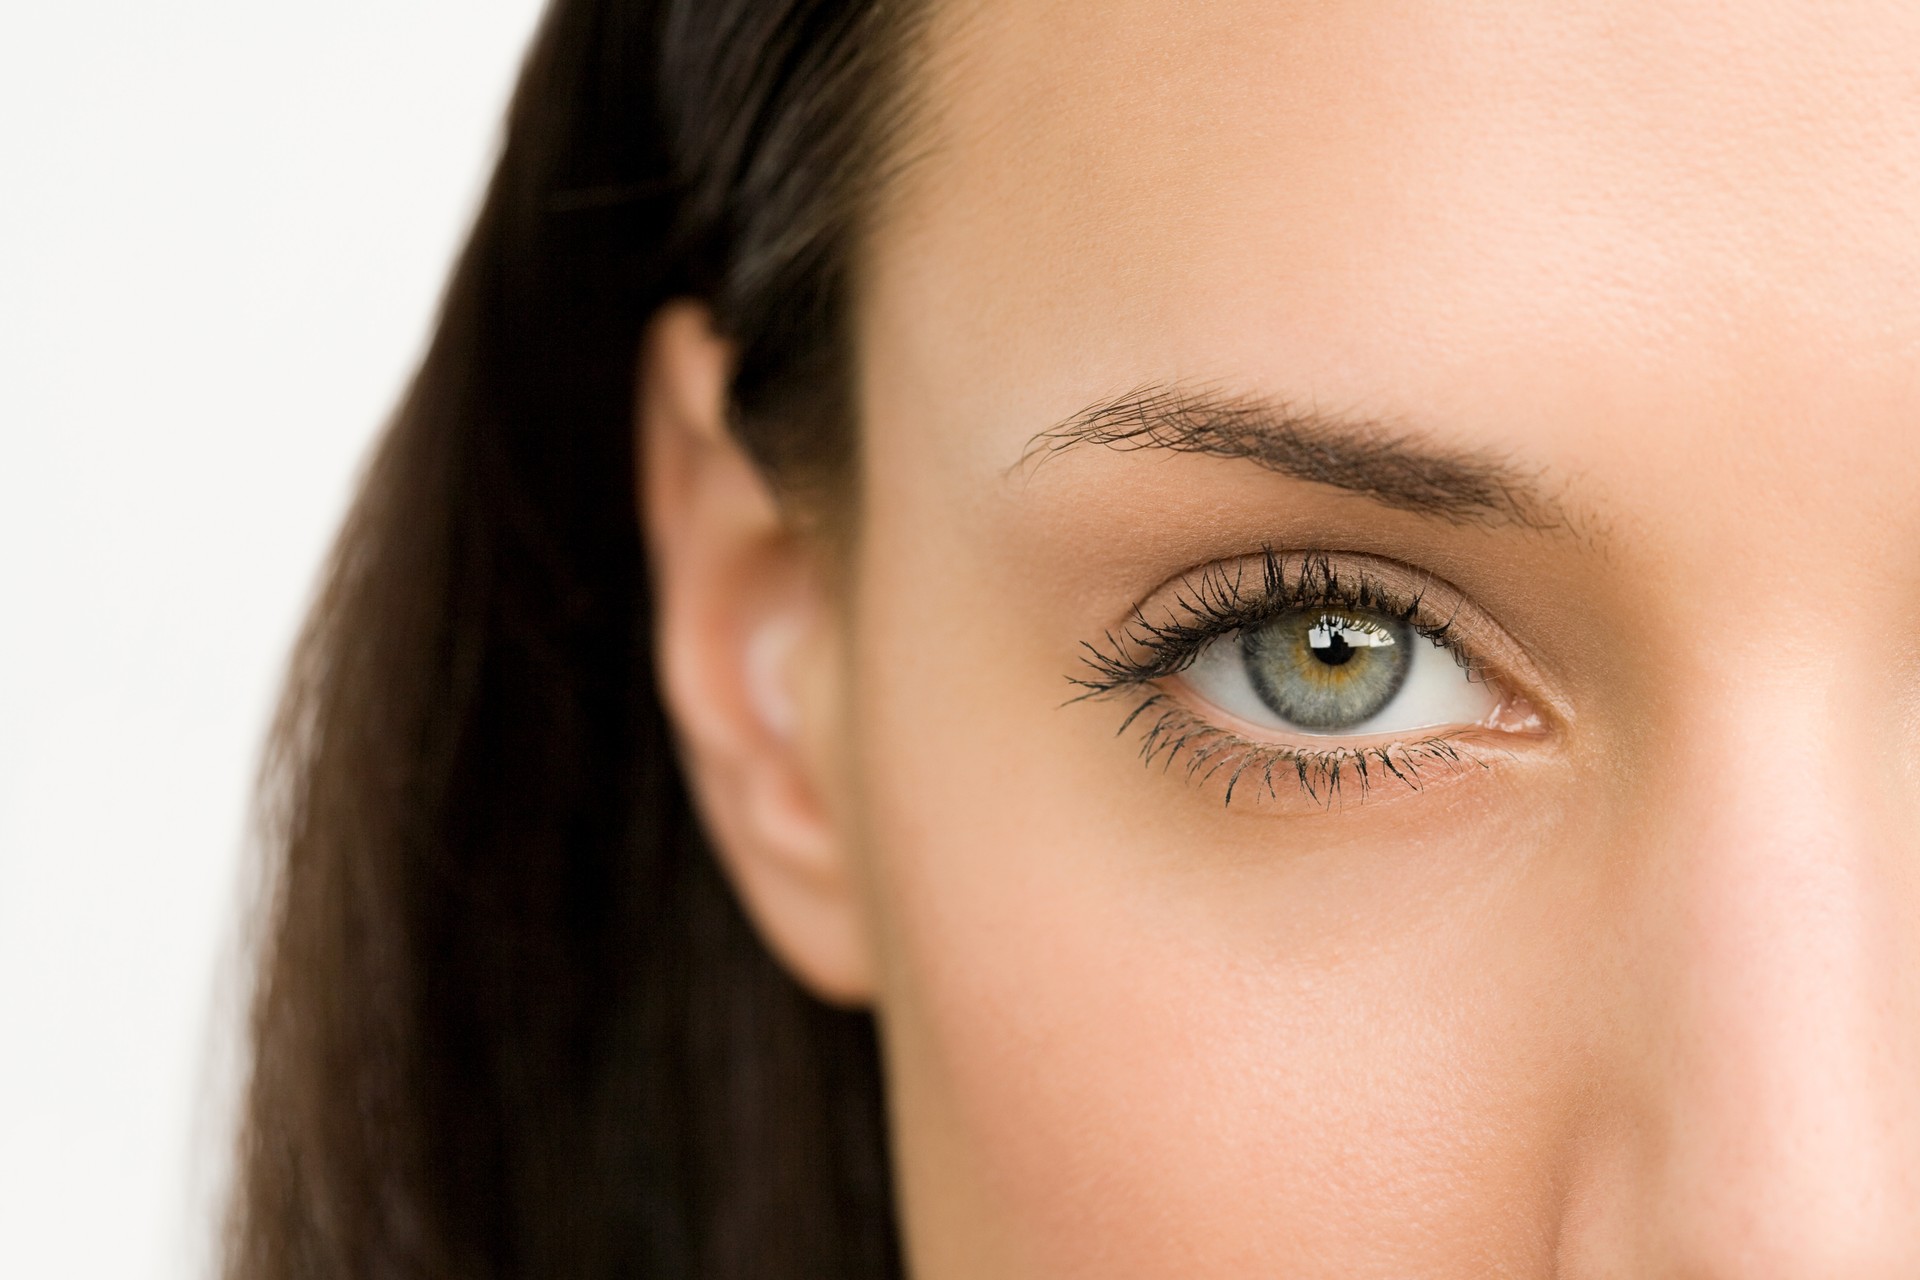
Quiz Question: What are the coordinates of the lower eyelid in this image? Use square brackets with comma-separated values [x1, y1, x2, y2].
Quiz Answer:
[1117, 688, 1501, 807]
[1160, 673, 1500, 749]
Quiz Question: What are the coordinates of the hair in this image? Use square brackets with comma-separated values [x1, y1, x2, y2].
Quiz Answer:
[228, 2, 929, 1276]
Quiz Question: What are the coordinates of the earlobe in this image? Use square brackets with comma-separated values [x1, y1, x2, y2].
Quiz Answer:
[636, 302, 874, 1006]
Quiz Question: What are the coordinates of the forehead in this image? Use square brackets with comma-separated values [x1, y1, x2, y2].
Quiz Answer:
[862, 0, 1920, 513]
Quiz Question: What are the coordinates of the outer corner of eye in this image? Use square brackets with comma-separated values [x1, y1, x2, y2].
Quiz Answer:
[1480, 685, 1550, 736]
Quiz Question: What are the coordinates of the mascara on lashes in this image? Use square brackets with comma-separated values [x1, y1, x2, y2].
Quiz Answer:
[1069, 549, 1508, 805]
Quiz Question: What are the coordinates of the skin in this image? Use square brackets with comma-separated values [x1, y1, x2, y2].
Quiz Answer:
[644, 1, 1920, 1274]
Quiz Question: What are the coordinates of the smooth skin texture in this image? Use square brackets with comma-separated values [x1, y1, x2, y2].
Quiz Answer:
[644, 1, 1920, 1274]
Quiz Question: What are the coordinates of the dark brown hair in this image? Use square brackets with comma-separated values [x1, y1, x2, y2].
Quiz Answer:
[230, 2, 925, 1275]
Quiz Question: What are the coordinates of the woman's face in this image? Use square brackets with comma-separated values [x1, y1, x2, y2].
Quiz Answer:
[818, 1, 1920, 1274]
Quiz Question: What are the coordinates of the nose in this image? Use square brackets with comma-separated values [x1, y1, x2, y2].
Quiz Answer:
[1567, 707, 1920, 1277]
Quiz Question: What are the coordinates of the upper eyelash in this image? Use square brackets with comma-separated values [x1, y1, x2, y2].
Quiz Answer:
[1070, 547, 1479, 700]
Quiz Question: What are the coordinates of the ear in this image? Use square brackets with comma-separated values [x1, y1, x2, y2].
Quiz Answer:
[637, 301, 872, 1006]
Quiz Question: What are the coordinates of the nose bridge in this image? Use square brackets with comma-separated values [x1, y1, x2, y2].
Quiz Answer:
[1613, 670, 1920, 1271]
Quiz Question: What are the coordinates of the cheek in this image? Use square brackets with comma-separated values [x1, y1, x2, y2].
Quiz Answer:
[846, 553, 1583, 1277]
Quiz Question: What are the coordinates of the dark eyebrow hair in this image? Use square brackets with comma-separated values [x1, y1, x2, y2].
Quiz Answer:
[1020, 383, 1573, 532]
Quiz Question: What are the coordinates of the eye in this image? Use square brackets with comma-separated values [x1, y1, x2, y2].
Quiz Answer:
[1180, 606, 1500, 738]
[1072, 549, 1547, 805]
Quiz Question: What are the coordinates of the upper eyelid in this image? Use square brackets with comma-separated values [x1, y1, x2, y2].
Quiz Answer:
[1073, 548, 1555, 721]
[1168, 551, 1459, 638]
[1079, 551, 1465, 680]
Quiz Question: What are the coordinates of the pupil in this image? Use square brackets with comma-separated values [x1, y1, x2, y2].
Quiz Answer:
[1314, 631, 1356, 667]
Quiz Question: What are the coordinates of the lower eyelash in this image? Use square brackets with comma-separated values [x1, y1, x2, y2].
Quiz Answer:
[1117, 691, 1492, 807]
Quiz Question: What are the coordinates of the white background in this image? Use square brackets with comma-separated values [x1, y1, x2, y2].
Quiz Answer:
[0, 3, 549, 1274]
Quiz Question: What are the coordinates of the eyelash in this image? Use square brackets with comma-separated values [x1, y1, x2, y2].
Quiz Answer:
[1072, 548, 1498, 806]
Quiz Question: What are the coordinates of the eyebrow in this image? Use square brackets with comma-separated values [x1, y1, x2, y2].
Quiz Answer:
[1020, 383, 1573, 533]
